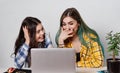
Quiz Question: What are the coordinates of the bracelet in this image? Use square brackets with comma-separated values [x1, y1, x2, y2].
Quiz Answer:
[59, 44, 64, 45]
[58, 44, 65, 48]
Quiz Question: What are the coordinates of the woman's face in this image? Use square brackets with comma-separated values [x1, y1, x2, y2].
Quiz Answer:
[35, 23, 45, 42]
[62, 16, 79, 37]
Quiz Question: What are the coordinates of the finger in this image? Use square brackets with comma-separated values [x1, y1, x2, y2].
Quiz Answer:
[65, 29, 72, 35]
[22, 26, 25, 31]
[61, 27, 64, 32]
[22, 26, 27, 33]
[23, 26, 28, 33]
[67, 34, 73, 38]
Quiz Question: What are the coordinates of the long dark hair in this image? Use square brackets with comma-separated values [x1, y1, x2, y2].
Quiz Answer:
[14, 16, 45, 67]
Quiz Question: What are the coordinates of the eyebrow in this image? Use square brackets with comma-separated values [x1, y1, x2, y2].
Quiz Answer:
[63, 20, 73, 24]
[68, 21, 73, 24]
[36, 27, 43, 32]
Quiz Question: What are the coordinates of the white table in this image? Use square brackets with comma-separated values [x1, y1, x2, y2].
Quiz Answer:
[76, 66, 107, 73]
[0, 67, 107, 73]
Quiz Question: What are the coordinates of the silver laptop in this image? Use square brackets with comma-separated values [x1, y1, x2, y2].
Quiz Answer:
[31, 48, 76, 73]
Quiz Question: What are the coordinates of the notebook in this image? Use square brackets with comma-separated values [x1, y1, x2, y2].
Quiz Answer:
[31, 48, 76, 73]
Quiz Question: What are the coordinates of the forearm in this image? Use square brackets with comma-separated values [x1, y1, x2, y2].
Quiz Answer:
[14, 43, 29, 69]
[77, 54, 103, 68]
[77, 44, 104, 67]
[86, 42, 104, 67]
[85, 56, 103, 67]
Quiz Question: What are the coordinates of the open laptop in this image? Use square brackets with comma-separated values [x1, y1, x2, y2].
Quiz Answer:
[31, 48, 76, 73]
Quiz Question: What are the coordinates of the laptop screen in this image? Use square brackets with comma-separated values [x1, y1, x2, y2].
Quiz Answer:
[31, 48, 76, 73]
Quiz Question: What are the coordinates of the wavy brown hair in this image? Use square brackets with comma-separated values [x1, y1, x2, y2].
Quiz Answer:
[14, 17, 45, 67]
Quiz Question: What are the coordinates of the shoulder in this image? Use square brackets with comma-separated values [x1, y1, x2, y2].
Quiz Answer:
[83, 33, 97, 40]
[45, 34, 51, 43]
[44, 34, 53, 47]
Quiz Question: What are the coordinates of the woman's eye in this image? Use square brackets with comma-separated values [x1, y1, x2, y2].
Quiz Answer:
[62, 23, 66, 26]
[42, 27, 44, 31]
[69, 23, 73, 25]
[36, 30, 40, 34]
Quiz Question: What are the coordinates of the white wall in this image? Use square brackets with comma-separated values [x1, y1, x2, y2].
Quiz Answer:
[0, 0, 120, 68]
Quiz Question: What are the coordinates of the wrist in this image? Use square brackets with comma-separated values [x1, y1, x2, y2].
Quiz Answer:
[58, 37, 65, 48]
[25, 41, 30, 46]
[58, 40, 64, 45]
[58, 44, 65, 48]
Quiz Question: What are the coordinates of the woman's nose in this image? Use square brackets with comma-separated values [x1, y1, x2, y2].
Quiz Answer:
[65, 25, 70, 31]
[40, 31, 44, 35]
